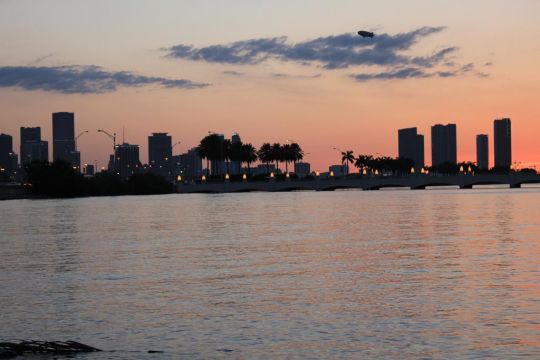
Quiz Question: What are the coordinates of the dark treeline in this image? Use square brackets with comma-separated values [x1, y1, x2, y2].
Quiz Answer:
[197, 134, 303, 176]
[25, 161, 173, 198]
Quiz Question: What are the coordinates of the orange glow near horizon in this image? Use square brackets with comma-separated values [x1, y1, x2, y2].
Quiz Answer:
[0, 1, 539, 171]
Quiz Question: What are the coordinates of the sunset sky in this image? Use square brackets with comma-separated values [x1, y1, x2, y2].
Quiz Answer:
[1, 0, 539, 170]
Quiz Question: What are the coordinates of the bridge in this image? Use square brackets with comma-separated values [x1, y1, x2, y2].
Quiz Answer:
[177, 173, 540, 194]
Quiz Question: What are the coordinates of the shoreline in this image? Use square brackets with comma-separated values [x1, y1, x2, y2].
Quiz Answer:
[3, 173, 540, 200]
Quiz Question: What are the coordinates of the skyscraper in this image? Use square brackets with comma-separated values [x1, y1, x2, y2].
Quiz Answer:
[476, 134, 489, 171]
[231, 133, 242, 175]
[0, 133, 17, 173]
[398, 127, 425, 170]
[52, 112, 77, 165]
[431, 124, 457, 167]
[494, 118, 512, 170]
[172, 147, 203, 181]
[114, 143, 141, 177]
[148, 132, 172, 177]
[20, 127, 48, 164]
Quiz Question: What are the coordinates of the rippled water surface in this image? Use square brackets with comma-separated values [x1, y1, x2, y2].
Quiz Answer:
[1, 189, 540, 359]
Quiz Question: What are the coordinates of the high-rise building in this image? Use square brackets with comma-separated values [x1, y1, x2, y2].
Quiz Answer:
[172, 147, 203, 181]
[431, 124, 457, 167]
[148, 132, 172, 177]
[476, 134, 489, 171]
[0, 133, 18, 173]
[20, 127, 48, 164]
[494, 118, 512, 170]
[52, 112, 75, 163]
[398, 127, 425, 170]
[231, 133, 242, 175]
[114, 143, 141, 177]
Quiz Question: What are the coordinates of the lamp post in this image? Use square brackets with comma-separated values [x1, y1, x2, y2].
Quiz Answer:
[97, 129, 116, 151]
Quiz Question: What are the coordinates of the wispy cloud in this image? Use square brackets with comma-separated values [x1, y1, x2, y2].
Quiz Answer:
[351, 63, 486, 82]
[165, 27, 488, 82]
[270, 72, 322, 79]
[222, 70, 244, 76]
[165, 27, 450, 69]
[0, 65, 209, 94]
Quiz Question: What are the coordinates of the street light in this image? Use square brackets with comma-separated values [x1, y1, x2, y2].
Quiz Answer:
[75, 130, 89, 150]
[97, 129, 116, 151]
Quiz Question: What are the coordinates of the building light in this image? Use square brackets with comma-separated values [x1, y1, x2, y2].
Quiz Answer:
[270, 172, 275, 178]
[410, 167, 415, 174]
[330, 170, 334, 177]
[362, 168, 367, 175]
[285, 172, 290, 178]
[225, 173, 230, 180]
[242, 174, 247, 180]
[315, 171, 320, 177]
[177, 175, 182, 182]
[201, 175, 206, 182]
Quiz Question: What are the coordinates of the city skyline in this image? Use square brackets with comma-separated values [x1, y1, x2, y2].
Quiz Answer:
[1, 1, 539, 170]
[0, 113, 521, 174]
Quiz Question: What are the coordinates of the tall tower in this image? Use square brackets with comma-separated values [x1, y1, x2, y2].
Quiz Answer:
[494, 118, 512, 170]
[398, 127, 424, 170]
[20, 127, 48, 164]
[148, 132, 172, 177]
[52, 112, 75, 161]
[431, 124, 457, 167]
[476, 134, 489, 171]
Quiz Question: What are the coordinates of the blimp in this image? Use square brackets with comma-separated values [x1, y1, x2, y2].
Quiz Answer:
[358, 30, 375, 38]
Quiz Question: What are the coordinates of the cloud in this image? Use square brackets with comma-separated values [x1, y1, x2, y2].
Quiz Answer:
[270, 72, 322, 79]
[222, 70, 244, 76]
[351, 63, 485, 82]
[0, 65, 209, 94]
[165, 27, 452, 70]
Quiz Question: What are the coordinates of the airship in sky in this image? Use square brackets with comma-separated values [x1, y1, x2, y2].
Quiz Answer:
[357, 30, 375, 38]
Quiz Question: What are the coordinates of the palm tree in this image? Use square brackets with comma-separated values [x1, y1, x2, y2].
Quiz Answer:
[198, 134, 222, 176]
[282, 143, 292, 173]
[229, 140, 243, 175]
[290, 143, 304, 169]
[241, 143, 258, 175]
[355, 154, 373, 174]
[341, 150, 355, 175]
[271, 143, 282, 172]
[221, 138, 232, 175]
[257, 143, 272, 173]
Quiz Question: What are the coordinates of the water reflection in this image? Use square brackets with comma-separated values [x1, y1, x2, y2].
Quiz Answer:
[1, 189, 540, 358]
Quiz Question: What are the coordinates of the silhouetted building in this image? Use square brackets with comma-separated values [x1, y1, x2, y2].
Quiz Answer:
[114, 143, 141, 177]
[398, 127, 424, 170]
[431, 123, 457, 167]
[84, 164, 95, 176]
[476, 134, 489, 171]
[148, 132, 172, 177]
[231, 133, 242, 175]
[294, 162, 311, 177]
[20, 127, 48, 164]
[253, 164, 276, 175]
[172, 147, 202, 180]
[210, 133, 226, 175]
[494, 118, 512, 170]
[52, 112, 76, 164]
[107, 154, 115, 172]
[0, 133, 18, 173]
[329, 164, 347, 176]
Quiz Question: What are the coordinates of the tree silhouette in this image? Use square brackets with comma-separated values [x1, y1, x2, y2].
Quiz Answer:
[197, 133, 224, 176]
[241, 143, 258, 175]
[271, 143, 282, 172]
[341, 150, 355, 175]
[257, 143, 272, 173]
[290, 143, 304, 170]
